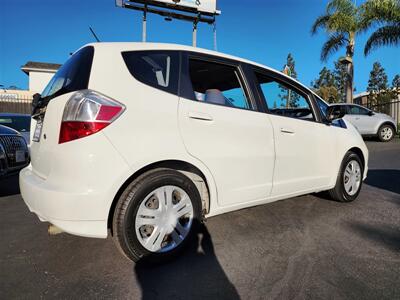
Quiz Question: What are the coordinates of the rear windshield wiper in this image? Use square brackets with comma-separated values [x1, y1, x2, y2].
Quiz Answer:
[31, 93, 46, 119]
[31, 87, 70, 120]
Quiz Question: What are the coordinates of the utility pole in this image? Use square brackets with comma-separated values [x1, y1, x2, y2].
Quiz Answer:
[193, 18, 198, 47]
[142, 4, 147, 42]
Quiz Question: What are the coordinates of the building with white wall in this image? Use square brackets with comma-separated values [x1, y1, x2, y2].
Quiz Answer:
[21, 62, 61, 93]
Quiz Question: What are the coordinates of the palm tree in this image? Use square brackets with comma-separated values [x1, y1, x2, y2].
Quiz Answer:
[311, 0, 361, 103]
[361, 0, 400, 55]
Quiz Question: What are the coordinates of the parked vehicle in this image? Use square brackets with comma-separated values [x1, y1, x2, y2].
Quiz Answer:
[0, 125, 30, 177]
[20, 43, 369, 262]
[0, 113, 31, 144]
[0, 143, 6, 177]
[328, 104, 397, 142]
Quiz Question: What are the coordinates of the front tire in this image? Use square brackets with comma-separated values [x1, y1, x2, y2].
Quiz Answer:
[378, 124, 395, 142]
[112, 168, 202, 263]
[328, 152, 363, 202]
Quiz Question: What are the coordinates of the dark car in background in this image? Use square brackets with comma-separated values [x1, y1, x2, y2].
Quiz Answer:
[0, 125, 30, 177]
[0, 113, 31, 144]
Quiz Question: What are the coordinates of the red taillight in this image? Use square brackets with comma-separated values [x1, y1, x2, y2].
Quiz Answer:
[59, 90, 125, 144]
[96, 105, 123, 121]
[59, 121, 109, 144]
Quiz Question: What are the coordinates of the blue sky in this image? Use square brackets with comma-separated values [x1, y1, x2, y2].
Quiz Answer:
[0, 0, 399, 93]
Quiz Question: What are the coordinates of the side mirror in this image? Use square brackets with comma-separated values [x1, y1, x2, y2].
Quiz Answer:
[368, 111, 374, 116]
[326, 106, 345, 123]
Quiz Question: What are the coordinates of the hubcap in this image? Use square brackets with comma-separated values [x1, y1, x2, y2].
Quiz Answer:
[135, 185, 193, 253]
[343, 160, 362, 196]
[381, 127, 393, 141]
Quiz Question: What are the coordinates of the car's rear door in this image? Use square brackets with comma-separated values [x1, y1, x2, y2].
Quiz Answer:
[178, 53, 275, 207]
[251, 68, 336, 196]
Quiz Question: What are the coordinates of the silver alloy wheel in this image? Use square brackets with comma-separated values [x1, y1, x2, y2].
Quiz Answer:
[381, 127, 393, 141]
[343, 160, 362, 196]
[135, 185, 194, 253]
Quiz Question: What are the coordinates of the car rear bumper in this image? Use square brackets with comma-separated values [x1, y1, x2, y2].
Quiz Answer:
[20, 166, 108, 238]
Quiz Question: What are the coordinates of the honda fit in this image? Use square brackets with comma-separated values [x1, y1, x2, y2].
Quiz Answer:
[20, 43, 368, 262]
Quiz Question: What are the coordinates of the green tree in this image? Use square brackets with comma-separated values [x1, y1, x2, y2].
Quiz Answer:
[311, 0, 361, 103]
[279, 53, 300, 107]
[367, 62, 394, 113]
[333, 60, 348, 102]
[311, 67, 341, 103]
[367, 62, 389, 93]
[392, 74, 400, 89]
[361, 0, 400, 55]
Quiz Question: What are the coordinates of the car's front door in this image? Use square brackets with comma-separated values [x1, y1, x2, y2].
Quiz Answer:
[252, 69, 336, 196]
[178, 53, 275, 207]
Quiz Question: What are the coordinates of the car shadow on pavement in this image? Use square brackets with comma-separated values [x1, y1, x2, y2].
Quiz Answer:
[0, 174, 20, 197]
[134, 224, 240, 300]
[349, 222, 400, 253]
[365, 169, 400, 195]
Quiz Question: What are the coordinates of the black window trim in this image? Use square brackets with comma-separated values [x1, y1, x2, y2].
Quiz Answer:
[179, 51, 260, 113]
[251, 66, 323, 123]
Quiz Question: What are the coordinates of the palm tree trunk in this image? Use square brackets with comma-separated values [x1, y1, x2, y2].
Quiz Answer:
[345, 62, 354, 103]
[345, 39, 355, 103]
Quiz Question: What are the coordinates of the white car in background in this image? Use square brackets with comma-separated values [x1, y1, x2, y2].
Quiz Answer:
[20, 43, 368, 263]
[329, 104, 397, 142]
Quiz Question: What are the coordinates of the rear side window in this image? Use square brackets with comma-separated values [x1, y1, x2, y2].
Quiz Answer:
[41, 46, 94, 98]
[187, 58, 250, 110]
[122, 51, 179, 95]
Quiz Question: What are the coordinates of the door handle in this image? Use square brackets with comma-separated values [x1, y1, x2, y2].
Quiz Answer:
[280, 128, 295, 134]
[188, 112, 214, 121]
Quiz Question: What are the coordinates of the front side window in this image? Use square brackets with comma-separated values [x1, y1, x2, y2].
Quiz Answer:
[330, 105, 347, 116]
[122, 51, 179, 95]
[348, 105, 370, 115]
[188, 58, 250, 110]
[255, 72, 315, 121]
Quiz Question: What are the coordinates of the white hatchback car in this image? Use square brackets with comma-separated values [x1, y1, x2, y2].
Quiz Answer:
[20, 43, 368, 262]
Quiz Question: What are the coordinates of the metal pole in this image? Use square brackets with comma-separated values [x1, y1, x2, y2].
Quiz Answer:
[192, 20, 198, 47]
[213, 20, 217, 51]
[142, 5, 147, 42]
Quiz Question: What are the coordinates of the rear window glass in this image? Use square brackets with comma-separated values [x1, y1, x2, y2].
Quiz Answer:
[122, 51, 179, 95]
[0, 116, 31, 132]
[188, 58, 250, 110]
[41, 46, 94, 98]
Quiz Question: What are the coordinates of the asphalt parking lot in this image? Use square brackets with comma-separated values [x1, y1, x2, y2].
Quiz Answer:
[1, 139, 399, 299]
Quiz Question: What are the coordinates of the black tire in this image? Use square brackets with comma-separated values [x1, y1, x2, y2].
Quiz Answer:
[112, 168, 202, 263]
[328, 152, 363, 202]
[378, 124, 395, 142]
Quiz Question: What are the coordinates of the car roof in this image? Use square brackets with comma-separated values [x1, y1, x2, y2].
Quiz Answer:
[83, 42, 314, 94]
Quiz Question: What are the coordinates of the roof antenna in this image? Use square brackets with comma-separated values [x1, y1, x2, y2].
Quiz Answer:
[89, 26, 101, 42]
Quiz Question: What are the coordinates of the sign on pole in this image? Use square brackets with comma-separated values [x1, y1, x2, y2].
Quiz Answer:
[116, 0, 221, 48]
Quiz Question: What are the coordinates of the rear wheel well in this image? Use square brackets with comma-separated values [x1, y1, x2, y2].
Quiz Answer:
[107, 160, 210, 235]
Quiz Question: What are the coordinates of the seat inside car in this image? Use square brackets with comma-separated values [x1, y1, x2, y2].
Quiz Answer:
[205, 89, 226, 105]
